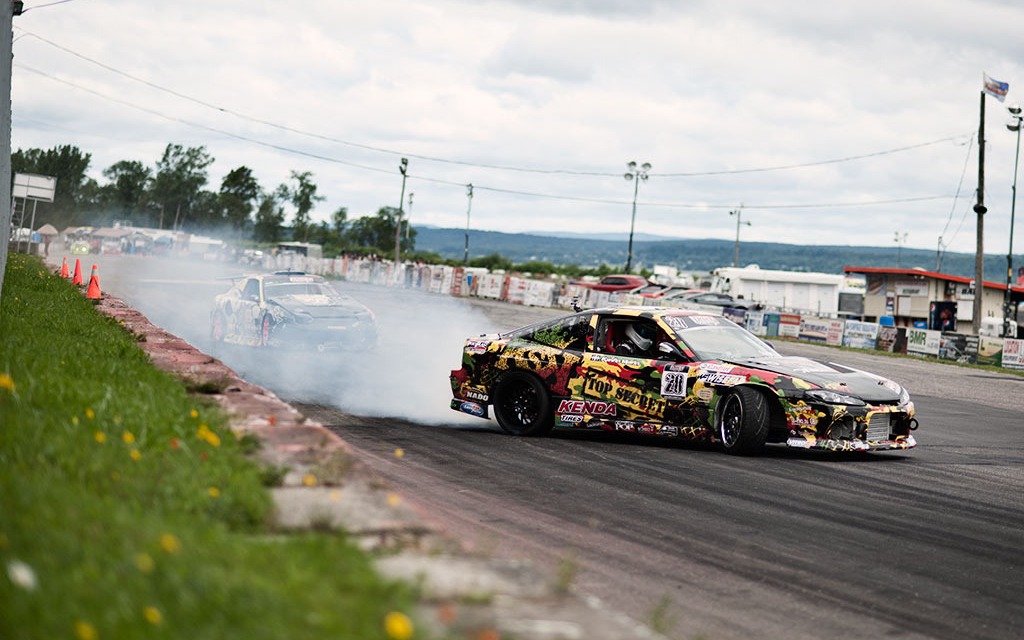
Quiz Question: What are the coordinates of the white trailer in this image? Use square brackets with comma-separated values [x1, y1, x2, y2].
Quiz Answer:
[710, 266, 862, 317]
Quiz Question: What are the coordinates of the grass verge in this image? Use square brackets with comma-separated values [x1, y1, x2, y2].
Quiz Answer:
[0, 254, 420, 640]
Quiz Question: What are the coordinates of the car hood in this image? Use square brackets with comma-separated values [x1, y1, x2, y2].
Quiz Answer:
[724, 355, 902, 403]
[270, 294, 372, 319]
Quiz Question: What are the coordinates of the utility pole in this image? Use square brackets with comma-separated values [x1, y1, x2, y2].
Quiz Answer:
[730, 207, 750, 267]
[404, 191, 414, 240]
[1004, 105, 1022, 337]
[0, 1, 20, 311]
[463, 184, 473, 265]
[974, 91, 987, 333]
[393, 158, 408, 269]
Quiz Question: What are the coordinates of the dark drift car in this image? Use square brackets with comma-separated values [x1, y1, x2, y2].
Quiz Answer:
[450, 307, 918, 454]
[211, 271, 377, 351]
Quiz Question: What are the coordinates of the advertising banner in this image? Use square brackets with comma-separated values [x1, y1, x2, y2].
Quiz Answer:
[843, 321, 879, 349]
[906, 328, 941, 356]
[1001, 338, 1024, 370]
[779, 313, 801, 338]
[744, 311, 767, 336]
[799, 317, 844, 344]
[977, 336, 1004, 367]
[929, 300, 957, 332]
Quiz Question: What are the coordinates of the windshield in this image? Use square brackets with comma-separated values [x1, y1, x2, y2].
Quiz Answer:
[266, 282, 334, 297]
[672, 324, 778, 361]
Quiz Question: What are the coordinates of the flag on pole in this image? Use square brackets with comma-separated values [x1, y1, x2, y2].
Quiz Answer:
[983, 73, 1009, 102]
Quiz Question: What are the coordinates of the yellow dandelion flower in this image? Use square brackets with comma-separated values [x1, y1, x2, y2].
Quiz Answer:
[190, 409, 199, 419]
[207, 487, 221, 498]
[134, 553, 154, 573]
[197, 424, 221, 447]
[387, 493, 401, 508]
[94, 432, 106, 444]
[130, 449, 141, 462]
[143, 606, 163, 625]
[394, 448, 405, 458]
[74, 620, 98, 640]
[159, 533, 181, 554]
[85, 408, 95, 420]
[383, 611, 414, 640]
[72, 416, 80, 426]
[0, 373, 14, 392]
[302, 473, 317, 487]
[122, 431, 135, 444]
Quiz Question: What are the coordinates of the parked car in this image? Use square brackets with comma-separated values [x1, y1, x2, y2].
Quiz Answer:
[210, 271, 377, 351]
[666, 291, 752, 310]
[569, 274, 650, 292]
[449, 306, 918, 454]
[640, 286, 704, 299]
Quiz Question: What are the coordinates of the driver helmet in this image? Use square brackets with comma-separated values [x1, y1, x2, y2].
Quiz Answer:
[625, 323, 655, 351]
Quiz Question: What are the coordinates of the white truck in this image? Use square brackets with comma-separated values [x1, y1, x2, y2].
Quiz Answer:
[709, 265, 864, 317]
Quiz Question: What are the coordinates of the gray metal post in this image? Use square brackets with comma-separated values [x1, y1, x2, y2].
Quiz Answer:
[0, 2, 15, 309]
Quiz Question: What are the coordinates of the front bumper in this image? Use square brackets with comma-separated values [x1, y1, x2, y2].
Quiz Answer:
[785, 433, 917, 452]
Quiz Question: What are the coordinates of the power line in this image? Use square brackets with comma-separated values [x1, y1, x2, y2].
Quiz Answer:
[16, 27, 973, 180]
[658, 136, 972, 176]
[17, 63, 966, 213]
[21, 0, 78, 13]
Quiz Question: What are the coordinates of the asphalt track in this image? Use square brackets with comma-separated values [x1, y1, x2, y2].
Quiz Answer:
[89, 254, 1024, 640]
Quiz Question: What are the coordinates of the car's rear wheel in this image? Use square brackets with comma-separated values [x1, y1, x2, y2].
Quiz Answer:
[492, 371, 554, 436]
[717, 386, 770, 455]
[211, 311, 227, 341]
[259, 314, 273, 347]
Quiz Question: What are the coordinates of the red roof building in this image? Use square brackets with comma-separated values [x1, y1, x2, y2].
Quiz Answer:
[844, 266, 1024, 336]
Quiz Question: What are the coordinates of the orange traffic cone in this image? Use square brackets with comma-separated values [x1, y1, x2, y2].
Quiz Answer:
[71, 258, 83, 285]
[86, 264, 102, 299]
[60, 256, 70, 278]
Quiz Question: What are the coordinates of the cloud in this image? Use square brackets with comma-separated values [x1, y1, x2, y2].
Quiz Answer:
[10, 0, 1024, 258]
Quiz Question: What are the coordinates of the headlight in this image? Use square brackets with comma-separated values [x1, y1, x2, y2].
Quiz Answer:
[804, 389, 866, 406]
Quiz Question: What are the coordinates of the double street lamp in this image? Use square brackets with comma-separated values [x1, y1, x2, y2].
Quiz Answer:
[624, 161, 651, 273]
[1004, 105, 1022, 337]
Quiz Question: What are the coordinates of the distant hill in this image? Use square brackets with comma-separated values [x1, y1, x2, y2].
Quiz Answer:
[413, 226, 1008, 280]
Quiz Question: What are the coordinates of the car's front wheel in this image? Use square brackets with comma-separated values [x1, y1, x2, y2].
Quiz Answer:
[259, 314, 273, 347]
[492, 371, 554, 436]
[211, 311, 227, 342]
[717, 386, 770, 455]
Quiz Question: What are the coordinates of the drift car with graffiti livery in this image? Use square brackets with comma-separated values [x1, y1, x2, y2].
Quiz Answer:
[450, 307, 918, 454]
[211, 271, 377, 351]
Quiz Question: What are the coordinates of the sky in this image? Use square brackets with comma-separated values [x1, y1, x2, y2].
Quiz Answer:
[10, 0, 1024, 256]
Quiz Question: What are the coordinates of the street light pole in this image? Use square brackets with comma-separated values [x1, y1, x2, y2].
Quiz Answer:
[463, 183, 473, 266]
[730, 207, 750, 267]
[405, 191, 414, 240]
[623, 161, 651, 273]
[894, 231, 908, 267]
[1004, 105, 1022, 337]
[393, 157, 408, 269]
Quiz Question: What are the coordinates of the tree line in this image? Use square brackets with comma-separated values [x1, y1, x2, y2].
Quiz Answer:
[10, 143, 416, 258]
